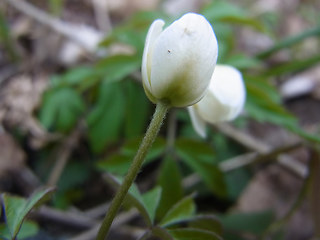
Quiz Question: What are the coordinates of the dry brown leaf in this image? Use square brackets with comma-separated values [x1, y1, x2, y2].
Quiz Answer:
[0, 131, 25, 176]
[0, 74, 58, 148]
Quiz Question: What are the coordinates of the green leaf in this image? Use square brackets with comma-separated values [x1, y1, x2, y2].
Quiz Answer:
[287, 125, 320, 144]
[245, 75, 298, 127]
[245, 76, 320, 143]
[187, 215, 223, 236]
[49, 0, 64, 15]
[142, 187, 162, 224]
[123, 80, 150, 138]
[202, 0, 264, 31]
[56, 162, 91, 192]
[225, 169, 251, 200]
[168, 228, 222, 240]
[263, 55, 320, 77]
[97, 154, 132, 175]
[100, 11, 169, 52]
[0, 224, 9, 239]
[246, 97, 297, 126]
[257, 27, 320, 58]
[224, 54, 262, 70]
[95, 55, 141, 83]
[103, 174, 154, 226]
[175, 138, 215, 163]
[1, 187, 55, 239]
[219, 211, 274, 235]
[87, 81, 125, 153]
[39, 87, 85, 132]
[175, 138, 227, 198]
[122, 137, 166, 162]
[17, 221, 39, 239]
[151, 226, 174, 240]
[245, 75, 281, 104]
[160, 195, 196, 227]
[96, 137, 166, 175]
[50, 66, 96, 88]
[0, 221, 38, 240]
[157, 157, 184, 220]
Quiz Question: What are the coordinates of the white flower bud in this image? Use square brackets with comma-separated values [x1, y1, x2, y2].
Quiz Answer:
[188, 65, 246, 137]
[142, 13, 218, 107]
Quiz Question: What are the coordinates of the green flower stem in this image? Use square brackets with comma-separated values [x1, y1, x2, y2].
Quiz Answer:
[96, 102, 169, 240]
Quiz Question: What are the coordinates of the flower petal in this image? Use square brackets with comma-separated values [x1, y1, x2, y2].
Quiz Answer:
[150, 13, 218, 107]
[142, 19, 165, 96]
[196, 65, 246, 123]
[187, 106, 207, 138]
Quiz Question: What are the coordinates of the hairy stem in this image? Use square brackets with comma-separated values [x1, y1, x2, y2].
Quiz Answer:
[96, 102, 169, 240]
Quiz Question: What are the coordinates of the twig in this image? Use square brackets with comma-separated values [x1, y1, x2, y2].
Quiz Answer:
[83, 202, 110, 219]
[183, 142, 303, 189]
[47, 120, 85, 186]
[69, 209, 138, 240]
[4, 0, 103, 52]
[219, 142, 302, 172]
[216, 123, 307, 178]
[13, 167, 42, 195]
[34, 206, 97, 229]
[92, 0, 112, 32]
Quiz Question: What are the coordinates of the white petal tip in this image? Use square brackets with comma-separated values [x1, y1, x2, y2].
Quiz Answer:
[188, 106, 207, 138]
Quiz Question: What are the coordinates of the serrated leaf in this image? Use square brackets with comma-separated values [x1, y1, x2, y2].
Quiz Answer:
[122, 137, 166, 162]
[103, 174, 152, 226]
[168, 228, 222, 240]
[87, 81, 125, 153]
[57, 162, 91, 192]
[175, 138, 215, 163]
[39, 87, 85, 132]
[1, 196, 25, 238]
[17, 221, 39, 239]
[245, 75, 281, 104]
[142, 187, 162, 224]
[224, 54, 262, 70]
[257, 27, 320, 59]
[219, 211, 274, 235]
[100, 11, 169, 52]
[157, 157, 183, 220]
[95, 55, 141, 83]
[0, 223, 9, 239]
[123, 80, 150, 138]
[2, 187, 55, 239]
[50, 66, 96, 88]
[97, 154, 132, 175]
[202, 0, 264, 31]
[263, 55, 320, 77]
[151, 226, 174, 240]
[187, 215, 223, 236]
[245, 98, 296, 126]
[175, 139, 227, 198]
[0, 221, 38, 240]
[96, 137, 166, 175]
[160, 195, 196, 227]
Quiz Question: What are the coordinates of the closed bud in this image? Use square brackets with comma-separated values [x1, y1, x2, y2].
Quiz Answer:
[188, 65, 246, 137]
[142, 13, 218, 107]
